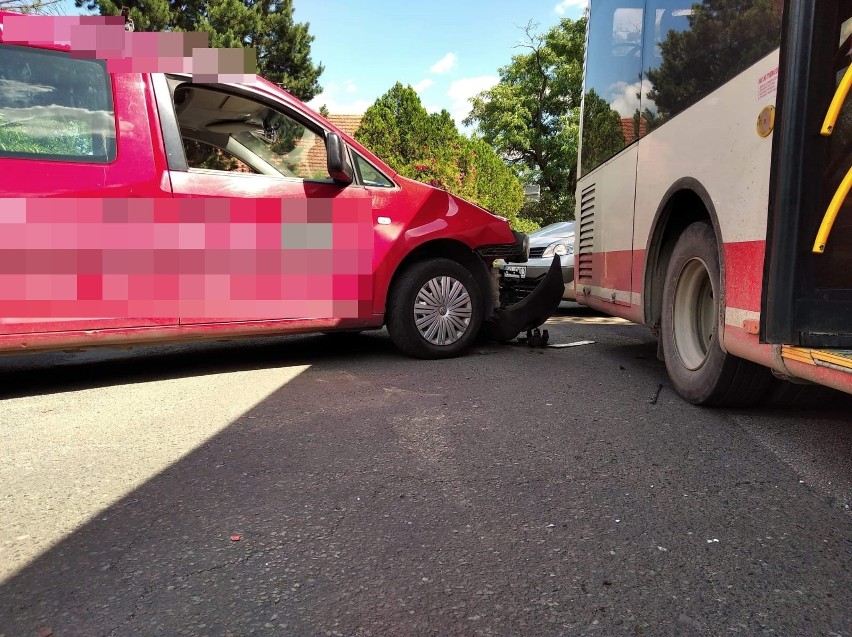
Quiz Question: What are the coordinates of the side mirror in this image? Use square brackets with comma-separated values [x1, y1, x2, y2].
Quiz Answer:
[326, 132, 354, 185]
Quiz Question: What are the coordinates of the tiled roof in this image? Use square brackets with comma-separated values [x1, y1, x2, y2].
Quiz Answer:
[620, 117, 648, 145]
[299, 114, 365, 179]
[327, 114, 364, 138]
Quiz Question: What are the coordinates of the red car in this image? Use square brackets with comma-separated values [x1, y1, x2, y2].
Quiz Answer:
[0, 13, 562, 359]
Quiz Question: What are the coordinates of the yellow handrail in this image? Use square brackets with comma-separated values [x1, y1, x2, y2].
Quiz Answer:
[813, 163, 852, 253]
[814, 63, 852, 253]
[821, 64, 852, 136]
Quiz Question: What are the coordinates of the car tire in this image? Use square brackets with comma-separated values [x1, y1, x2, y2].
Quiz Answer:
[661, 222, 771, 406]
[387, 258, 483, 359]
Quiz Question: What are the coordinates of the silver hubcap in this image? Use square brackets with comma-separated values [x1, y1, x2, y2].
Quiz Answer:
[673, 257, 715, 370]
[414, 276, 472, 346]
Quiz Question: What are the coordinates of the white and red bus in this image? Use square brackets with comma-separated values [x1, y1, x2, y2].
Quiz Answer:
[576, 0, 852, 405]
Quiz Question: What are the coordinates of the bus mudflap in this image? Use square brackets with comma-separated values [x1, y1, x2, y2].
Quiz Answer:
[485, 256, 564, 342]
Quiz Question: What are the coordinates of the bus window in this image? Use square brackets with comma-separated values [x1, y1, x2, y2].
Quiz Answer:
[637, 2, 694, 133]
[641, 0, 782, 126]
[580, 0, 643, 175]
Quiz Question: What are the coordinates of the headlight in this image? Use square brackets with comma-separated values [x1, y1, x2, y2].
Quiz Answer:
[542, 241, 569, 258]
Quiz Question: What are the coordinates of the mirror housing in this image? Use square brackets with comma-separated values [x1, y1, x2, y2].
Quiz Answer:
[326, 132, 354, 185]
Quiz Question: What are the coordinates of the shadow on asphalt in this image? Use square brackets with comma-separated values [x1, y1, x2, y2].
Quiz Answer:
[2, 326, 851, 636]
[0, 331, 397, 399]
[2, 304, 850, 635]
[0, 303, 606, 400]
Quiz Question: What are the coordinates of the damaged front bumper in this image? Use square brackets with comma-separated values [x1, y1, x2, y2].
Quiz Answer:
[476, 230, 530, 264]
[483, 255, 565, 342]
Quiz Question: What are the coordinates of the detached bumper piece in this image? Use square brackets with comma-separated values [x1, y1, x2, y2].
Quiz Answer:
[484, 255, 564, 342]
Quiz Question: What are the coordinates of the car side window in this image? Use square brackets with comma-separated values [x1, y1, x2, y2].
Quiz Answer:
[353, 153, 394, 188]
[0, 44, 116, 163]
[171, 82, 330, 180]
[183, 138, 258, 174]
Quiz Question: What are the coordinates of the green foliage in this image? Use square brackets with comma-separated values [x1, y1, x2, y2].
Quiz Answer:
[580, 89, 625, 176]
[74, 0, 324, 101]
[508, 216, 540, 235]
[465, 17, 587, 223]
[0, 0, 64, 14]
[646, 0, 782, 119]
[521, 191, 574, 229]
[355, 83, 527, 230]
[0, 116, 93, 157]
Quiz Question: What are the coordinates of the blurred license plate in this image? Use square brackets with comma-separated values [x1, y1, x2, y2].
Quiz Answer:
[504, 266, 526, 279]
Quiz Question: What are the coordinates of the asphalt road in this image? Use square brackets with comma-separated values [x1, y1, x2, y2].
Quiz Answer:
[1, 304, 850, 637]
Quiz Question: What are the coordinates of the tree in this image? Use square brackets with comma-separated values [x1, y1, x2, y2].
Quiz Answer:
[356, 83, 529, 231]
[0, 0, 63, 13]
[646, 0, 782, 120]
[465, 17, 586, 226]
[580, 89, 624, 176]
[73, 0, 324, 101]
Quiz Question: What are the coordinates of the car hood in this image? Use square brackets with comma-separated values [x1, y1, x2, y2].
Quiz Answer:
[528, 234, 574, 249]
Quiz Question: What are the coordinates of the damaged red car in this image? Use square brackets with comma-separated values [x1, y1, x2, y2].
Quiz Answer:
[0, 12, 562, 359]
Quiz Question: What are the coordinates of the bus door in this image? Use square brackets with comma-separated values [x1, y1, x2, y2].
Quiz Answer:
[764, 0, 852, 351]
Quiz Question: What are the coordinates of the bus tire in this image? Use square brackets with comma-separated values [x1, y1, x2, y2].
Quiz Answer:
[661, 222, 770, 406]
[761, 377, 838, 409]
[386, 258, 483, 359]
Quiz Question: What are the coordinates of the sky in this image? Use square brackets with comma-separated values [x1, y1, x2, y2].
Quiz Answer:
[294, 0, 588, 128]
[55, 0, 588, 129]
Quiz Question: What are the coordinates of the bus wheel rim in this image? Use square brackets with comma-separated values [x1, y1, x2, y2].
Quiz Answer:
[673, 257, 715, 371]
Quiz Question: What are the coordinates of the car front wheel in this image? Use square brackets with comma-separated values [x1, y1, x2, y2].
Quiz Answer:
[387, 258, 483, 359]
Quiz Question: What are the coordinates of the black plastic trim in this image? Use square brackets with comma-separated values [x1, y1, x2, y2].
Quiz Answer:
[796, 298, 852, 333]
[761, 1, 814, 344]
[479, 231, 529, 263]
[151, 73, 189, 172]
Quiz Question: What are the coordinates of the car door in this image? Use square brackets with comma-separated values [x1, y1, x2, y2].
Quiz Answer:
[152, 76, 375, 325]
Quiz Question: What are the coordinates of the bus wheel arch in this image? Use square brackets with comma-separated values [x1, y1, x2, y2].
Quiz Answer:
[643, 178, 725, 337]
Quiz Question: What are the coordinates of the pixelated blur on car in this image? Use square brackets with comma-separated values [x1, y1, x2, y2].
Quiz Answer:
[498, 222, 575, 306]
[0, 11, 570, 361]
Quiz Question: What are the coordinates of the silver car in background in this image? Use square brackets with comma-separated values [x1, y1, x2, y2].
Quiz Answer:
[499, 221, 575, 306]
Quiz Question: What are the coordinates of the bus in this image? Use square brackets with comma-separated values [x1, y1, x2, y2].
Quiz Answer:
[576, 0, 852, 405]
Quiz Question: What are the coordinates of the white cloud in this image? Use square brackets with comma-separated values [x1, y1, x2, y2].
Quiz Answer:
[447, 75, 499, 129]
[429, 53, 457, 75]
[607, 79, 654, 116]
[555, 0, 588, 14]
[413, 78, 434, 94]
[307, 83, 371, 115]
[307, 96, 372, 115]
[345, 80, 357, 93]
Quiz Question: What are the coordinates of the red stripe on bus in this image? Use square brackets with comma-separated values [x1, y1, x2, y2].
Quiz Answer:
[582, 242, 762, 315]
[586, 250, 636, 291]
[723, 241, 765, 313]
